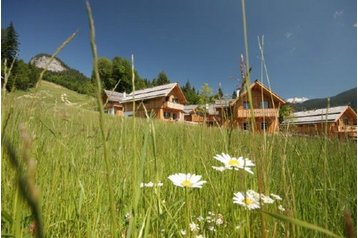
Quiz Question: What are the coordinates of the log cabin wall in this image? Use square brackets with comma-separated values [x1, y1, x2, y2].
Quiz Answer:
[232, 81, 285, 133]
[122, 93, 185, 121]
[286, 106, 357, 138]
[122, 97, 165, 119]
[236, 117, 278, 133]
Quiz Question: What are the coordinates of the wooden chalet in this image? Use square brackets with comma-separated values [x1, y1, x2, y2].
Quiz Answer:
[231, 80, 286, 133]
[102, 90, 124, 116]
[208, 99, 235, 126]
[183, 105, 204, 123]
[283, 105, 357, 139]
[183, 98, 234, 125]
[120, 83, 187, 121]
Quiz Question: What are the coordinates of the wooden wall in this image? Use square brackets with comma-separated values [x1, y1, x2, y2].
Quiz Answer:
[236, 117, 278, 133]
[122, 96, 185, 121]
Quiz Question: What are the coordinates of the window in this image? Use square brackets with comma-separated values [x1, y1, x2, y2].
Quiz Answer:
[243, 122, 250, 130]
[124, 111, 134, 117]
[243, 101, 249, 109]
[261, 101, 269, 109]
[164, 111, 171, 119]
[108, 108, 115, 115]
[261, 122, 268, 130]
[172, 113, 177, 120]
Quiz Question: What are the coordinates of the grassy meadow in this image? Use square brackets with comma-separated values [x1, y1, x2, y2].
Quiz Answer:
[1, 80, 356, 237]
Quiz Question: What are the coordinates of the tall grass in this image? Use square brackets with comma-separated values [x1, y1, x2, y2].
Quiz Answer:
[1, 1, 356, 237]
[1, 88, 356, 237]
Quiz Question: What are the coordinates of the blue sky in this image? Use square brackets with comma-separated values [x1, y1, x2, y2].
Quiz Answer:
[2, 0, 357, 99]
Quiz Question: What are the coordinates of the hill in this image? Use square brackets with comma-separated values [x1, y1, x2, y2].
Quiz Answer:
[30, 54, 95, 95]
[12, 80, 97, 111]
[293, 87, 357, 112]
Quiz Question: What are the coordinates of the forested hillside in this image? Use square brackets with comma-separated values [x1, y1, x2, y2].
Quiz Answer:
[293, 87, 357, 112]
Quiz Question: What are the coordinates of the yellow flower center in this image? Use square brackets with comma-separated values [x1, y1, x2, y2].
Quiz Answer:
[181, 179, 193, 187]
[244, 198, 254, 205]
[228, 159, 239, 166]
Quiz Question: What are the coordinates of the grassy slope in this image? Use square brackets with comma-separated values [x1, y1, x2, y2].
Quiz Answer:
[2, 82, 356, 237]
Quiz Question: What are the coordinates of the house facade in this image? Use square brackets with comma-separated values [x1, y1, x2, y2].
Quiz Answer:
[183, 105, 204, 123]
[183, 99, 234, 126]
[283, 105, 357, 139]
[120, 83, 187, 121]
[102, 90, 124, 116]
[231, 80, 286, 133]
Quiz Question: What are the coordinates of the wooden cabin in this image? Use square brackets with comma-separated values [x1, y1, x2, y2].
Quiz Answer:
[183, 105, 204, 123]
[120, 83, 187, 121]
[283, 106, 357, 139]
[183, 99, 234, 125]
[102, 90, 124, 116]
[231, 80, 286, 133]
[209, 99, 235, 126]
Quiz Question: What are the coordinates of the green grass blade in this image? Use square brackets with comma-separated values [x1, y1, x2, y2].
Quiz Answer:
[261, 210, 342, 238]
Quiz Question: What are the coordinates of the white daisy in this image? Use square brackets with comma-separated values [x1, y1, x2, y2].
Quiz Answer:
[189, 222, 200, 232]
[260, 195, 275, 204]
[215, 217, 224, 225]
[140, 181, 163, 188]
[144, 182, 154, 187]
[270, 193, 283, 201]
[180, 229, 187, 235]
[233, 191, 260, 210]
[246, 190, 275, 204]
[278, 205, 286, 212]
[214, 153, 240, 168]
[211, 166, 228, 172]
[213, 153, 255, 174]
[168, 173, 206, 188]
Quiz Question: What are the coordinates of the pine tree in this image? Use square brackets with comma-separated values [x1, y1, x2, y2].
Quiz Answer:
[7, 60, 38, 91]
[152, 71, 170, 86]
[232, 90, 237, 99]
[1, 22, 19, 63]
[181, 80, 200, 104]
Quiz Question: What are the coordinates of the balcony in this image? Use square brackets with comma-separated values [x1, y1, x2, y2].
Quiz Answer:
[164, 101, 184, 111]
[237, 108, 279, 118]
[338, 125, 357, 133]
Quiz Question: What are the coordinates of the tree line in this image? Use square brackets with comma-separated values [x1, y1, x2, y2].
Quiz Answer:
[1, 22, 39, 91]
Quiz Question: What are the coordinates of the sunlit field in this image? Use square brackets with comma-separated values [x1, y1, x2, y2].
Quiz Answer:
[1, 81, 356, 237]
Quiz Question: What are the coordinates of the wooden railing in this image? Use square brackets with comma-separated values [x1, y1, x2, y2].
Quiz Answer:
[237, 108, 279, 118]
[338, 125, 357, 133]
[191, 114, 204, 122]
[164, 101, 184, 111]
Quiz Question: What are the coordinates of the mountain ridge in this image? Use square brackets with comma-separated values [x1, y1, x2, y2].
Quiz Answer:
[292, 87, 357, 112]
[29, 53, 94, 95]
[30, 53, 69, 72]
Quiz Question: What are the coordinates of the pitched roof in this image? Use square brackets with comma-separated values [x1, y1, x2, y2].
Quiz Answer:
[183, 105, 199, 114]
[283, 105, 356, 125]
[213, 98, 235, 108]
[231, 80, 286, 106]
[103, 90, 124, 102]
[120, 83, 186, 103]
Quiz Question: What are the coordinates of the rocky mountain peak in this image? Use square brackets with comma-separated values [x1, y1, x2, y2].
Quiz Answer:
[30, 55, 67, 72]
